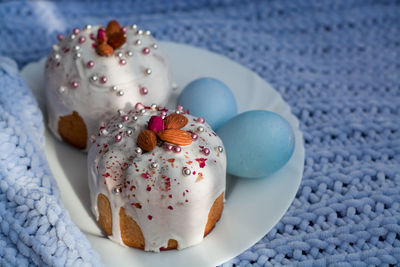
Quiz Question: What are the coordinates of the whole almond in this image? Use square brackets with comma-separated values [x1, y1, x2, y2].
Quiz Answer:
[164, 114, 188, 129]
[137, 130, 157, 151]
[157, 129, 192, 146]
[97, 43, 114, 56]
[106, 20, 121, 37]
[108, 32, 126, 49]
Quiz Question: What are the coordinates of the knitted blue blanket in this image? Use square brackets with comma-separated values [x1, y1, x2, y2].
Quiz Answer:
[0, 0, 399, 266]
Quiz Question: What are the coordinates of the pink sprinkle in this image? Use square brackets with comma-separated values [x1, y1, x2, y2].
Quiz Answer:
[165, 144, 173, 151]
[148, 116, 164, 133]
[173, 146, 182, 153]
[195, 158, 207, 168]
[142, 47, 150, 55]
[196, 117, 205, 123]
[192, 133, 198, 141]
[168, 206, 173, 210]
[57, 34, 64, 41]
[122, 115, 129, 122]
[73, 28, 80, 35]
[146, 185, 151, 191]
[202, 148, 210, 156]
[100, 76, 107, 84]
[122, 26, 127, 33]
[148, 215, 153, 220]
[92, 43, 97, 48]
[89, 33, 95, 40]
[135, 102, 145, 111]
[87, 61, 94, 68]
[78, 36, 86, 43]
[140, 87, 148, 95]
[120, 59, 127, 65]
[141, 173, 150, 179]
[115, 134, 122, 142]
[176, 105, 184, 112]
[71, 81, 79, 88]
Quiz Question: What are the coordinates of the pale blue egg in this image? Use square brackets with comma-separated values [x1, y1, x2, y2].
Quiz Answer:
[217, 110, 295, 178]
[178, 77, 237, 130]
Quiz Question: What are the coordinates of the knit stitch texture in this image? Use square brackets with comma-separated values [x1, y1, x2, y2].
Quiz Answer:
[0, 0, 399, 266]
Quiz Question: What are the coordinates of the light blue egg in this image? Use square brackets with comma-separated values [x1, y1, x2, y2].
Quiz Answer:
[217, 110, 295, 178]
[178, 77, 237, 130]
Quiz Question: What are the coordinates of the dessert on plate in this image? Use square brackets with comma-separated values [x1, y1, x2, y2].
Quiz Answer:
[88, 104, 226, 251]
[45, 20, 172, 150]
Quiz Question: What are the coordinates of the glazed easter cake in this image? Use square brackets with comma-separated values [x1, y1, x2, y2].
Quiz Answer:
[88, 103, 226, 251]
[45, 20, 172, 150]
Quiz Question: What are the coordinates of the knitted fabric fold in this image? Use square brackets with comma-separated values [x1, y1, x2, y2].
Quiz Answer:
[0, 57, 101, 266]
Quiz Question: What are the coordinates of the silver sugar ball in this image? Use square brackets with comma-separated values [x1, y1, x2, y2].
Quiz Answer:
[117, 52, 123, 58]
[84, 25, 92, 30]
[112, 187, 121, 194]
[152, 43, 158, 49]
[111, 86, 118, 91]
[54, 54, 61, 60]
[182, 167, 191, 176]
[217, 146, 224, 152]
[150, 162, 158, 169]
[144, 30, 151, 35]
[137, 29, 143, 35]
[135, 147, 142, 155]
[91, 75, 98, 82]
[117, 90, 124, 96]
[132, 116, 138, 121]
[117, 109, 124, 115]
[126, 51, 133, 57]
[126, 129, 133, 136]
[135, 39, 142, 46]
[58, 86, 65, 93]
[73, 45, 80, 51]
[131, 24, 137, 29]
[74, 52, 81, 59]
[70, 34, 76, 40]
[145, 68, 152, 75]
[100, 129, 108, 135]
[139, 109, 146, 115]
[197, 126, 204, 132]
[117, 123, 123, 129]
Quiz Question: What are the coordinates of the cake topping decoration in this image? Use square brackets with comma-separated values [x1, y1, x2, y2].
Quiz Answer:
[137, 113, 192, 152]
[95, 20, 127, 56]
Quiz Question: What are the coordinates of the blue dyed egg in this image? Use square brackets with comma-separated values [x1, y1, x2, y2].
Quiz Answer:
[217, 110, 295, 178]
[178, 77, 237, 130]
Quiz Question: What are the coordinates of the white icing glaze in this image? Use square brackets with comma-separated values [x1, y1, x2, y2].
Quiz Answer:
[45, 25, 172, 150]
[88, 106, 226, 252]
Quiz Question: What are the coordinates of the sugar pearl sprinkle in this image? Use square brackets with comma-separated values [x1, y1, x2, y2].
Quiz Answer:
[100, 76, 108, 84]
[87, 61, 95, 68]
[182, 167, 191, 176]
[71, 81, 79, 88]
[150, 162, 158, 169]
[142, 47, 150, 55]
[217, 146, 224, 152]
[117, 90, 124, 96]
[115, 134, 122, 142]
[120, 59, 127, 65]
[112, 187, 121, 194]
[145, 68, 152, 75]
[111, 86, 118, 91]
[140, 87, 148, 95]
[135, 147, 142, 155]
[126, 129, 133, 136]
[135, 39, 142, 46]
[202, 148, 210, 156]
[197, 126, 205, 132]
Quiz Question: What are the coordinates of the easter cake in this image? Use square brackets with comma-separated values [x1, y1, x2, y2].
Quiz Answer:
[45, 20, 172, 150]
[88, 103, 226, 251]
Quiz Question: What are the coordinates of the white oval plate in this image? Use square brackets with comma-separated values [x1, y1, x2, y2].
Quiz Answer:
[21, 42, 304, 267]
